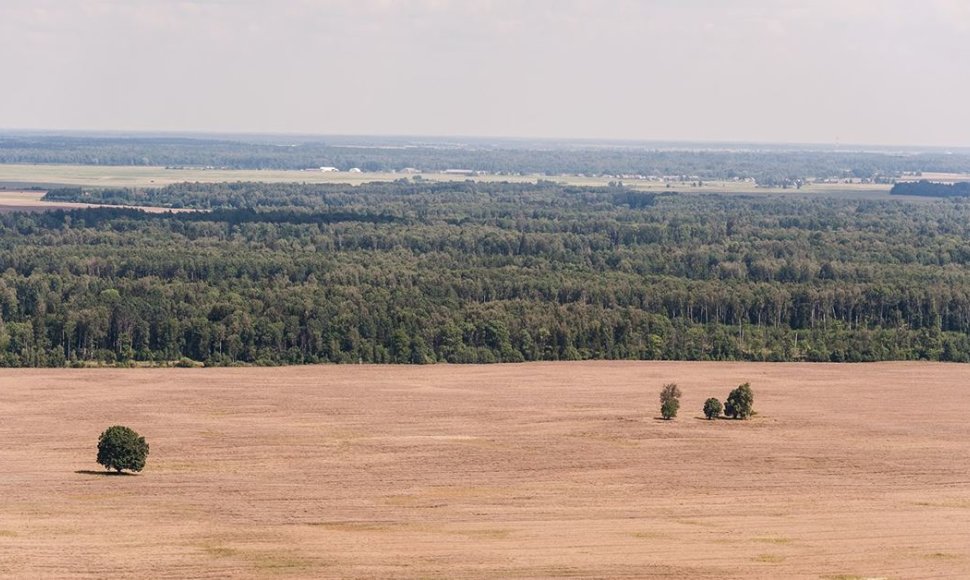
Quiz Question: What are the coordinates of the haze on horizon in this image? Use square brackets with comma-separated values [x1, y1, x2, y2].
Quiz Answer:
[1, 0, 968, 148]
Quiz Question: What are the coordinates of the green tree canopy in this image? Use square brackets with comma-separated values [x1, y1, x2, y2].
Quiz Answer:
[660, 383, 682, 405]
[725, 383, 754, 419]
[97, 425, 149, 473]
[703, 397, 723, 420]
[661, 398, 680, 420]
[660, 383, 682, 420]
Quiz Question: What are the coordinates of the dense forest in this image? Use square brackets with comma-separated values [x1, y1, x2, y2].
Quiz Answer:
[4, 134, 970, 183]
[891, 180, 970, 198]
[0, 180, 963, 367]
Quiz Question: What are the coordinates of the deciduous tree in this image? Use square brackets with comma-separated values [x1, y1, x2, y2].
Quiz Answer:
[97, 425, 149, 473]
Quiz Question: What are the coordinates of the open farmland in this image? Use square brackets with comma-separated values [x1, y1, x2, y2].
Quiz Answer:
[0, 163, 917, 199]
[0, 190, 193, 213]
[1, 362, 969, 579]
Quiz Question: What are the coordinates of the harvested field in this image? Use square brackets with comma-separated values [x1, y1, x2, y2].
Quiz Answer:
[0, 163, 924, 199]
[0, 190, 194, 213]
[1, 362, 969, 578]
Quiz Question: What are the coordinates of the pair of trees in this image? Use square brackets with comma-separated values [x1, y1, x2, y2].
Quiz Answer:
[704, 383, 754, 420]
[661, 382, 754, 421]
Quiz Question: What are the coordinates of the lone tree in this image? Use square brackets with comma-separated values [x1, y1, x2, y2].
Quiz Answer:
[659, 383, 682, 420]
[703, 397, 723, 420]
[724, 383, 754, 419]
[661, 398, 680, 420]
[97, 425, 149, 473]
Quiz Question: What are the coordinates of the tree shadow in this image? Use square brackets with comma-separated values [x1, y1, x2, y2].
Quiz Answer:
[691, 416, 761, 422]
[74, 470, 138, 477]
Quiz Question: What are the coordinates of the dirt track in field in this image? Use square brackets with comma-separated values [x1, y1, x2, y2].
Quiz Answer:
[1, 362, 968, 578]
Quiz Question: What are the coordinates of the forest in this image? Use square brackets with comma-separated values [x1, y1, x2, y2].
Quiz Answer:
[891, 180, 970, 198]
[4, 134, 970, 183]
[0, 180, 960, 367]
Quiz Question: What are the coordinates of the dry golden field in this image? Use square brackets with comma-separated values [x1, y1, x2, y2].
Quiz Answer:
[1, 362, 969, 579]
[0, 190, 192, 214]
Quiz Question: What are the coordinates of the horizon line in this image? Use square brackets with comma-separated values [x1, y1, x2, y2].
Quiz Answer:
[1, 127, 969, 153]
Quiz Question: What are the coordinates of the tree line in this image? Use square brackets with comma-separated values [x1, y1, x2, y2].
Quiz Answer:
[891, 180, 970, 198]
[0, 180, 969, 366]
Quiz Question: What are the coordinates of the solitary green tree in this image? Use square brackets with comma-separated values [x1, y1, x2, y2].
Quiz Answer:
[725, 383, 754, 419]
[661, 398, 680, 420]
[703, 397, 723, 420]
[659, 383, 682, 420]
[97, 425, 149, 473]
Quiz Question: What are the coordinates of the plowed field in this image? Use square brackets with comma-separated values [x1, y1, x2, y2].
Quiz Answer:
[1, 362, 968, 578]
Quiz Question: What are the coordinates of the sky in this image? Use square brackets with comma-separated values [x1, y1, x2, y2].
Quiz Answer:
[1, 0, 968, 147]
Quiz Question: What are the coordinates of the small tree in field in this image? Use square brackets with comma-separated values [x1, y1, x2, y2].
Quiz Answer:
[659, 383, 681, 420]
[725, 383, 754, 419]
[97, 426, 149, 473]
[659, 383, 681, 405]
[703, 397, 722, 420]
[661, 398, 679, 420]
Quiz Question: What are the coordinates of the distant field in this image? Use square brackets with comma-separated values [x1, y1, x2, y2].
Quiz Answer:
[909, 172, 970, 183]
[0, 190, 192, 213]
[0, 163, 501, 188]
[0, 163, 926, 199]
[1, 362, 968, 578]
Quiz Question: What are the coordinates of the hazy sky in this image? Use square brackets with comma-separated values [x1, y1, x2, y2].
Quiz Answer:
[1, 0, 968, 146]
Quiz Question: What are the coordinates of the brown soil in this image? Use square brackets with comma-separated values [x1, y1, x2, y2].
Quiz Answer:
[1, 362, 968, 578]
